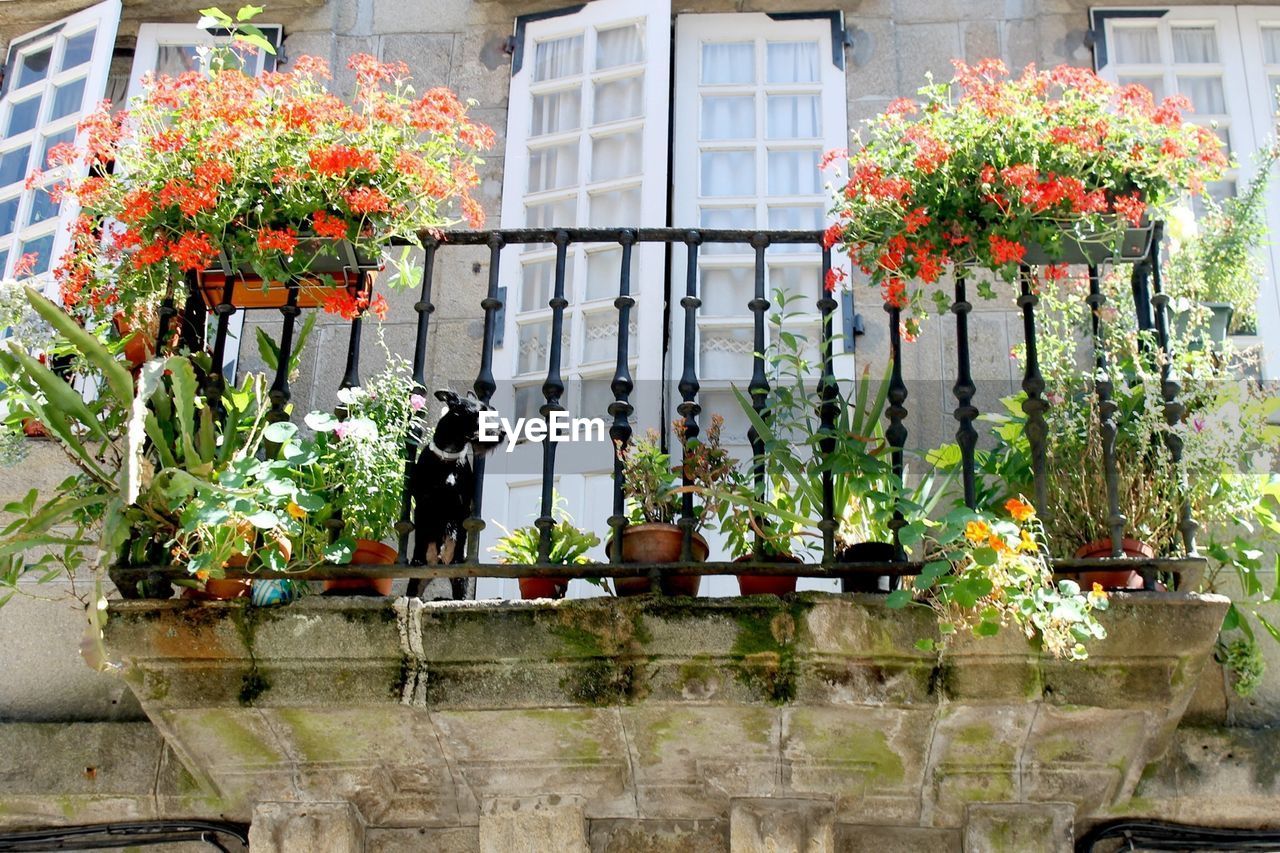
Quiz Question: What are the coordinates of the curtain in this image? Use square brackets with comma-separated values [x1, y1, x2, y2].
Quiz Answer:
[701, 42, 753, 84]
[701, 96, 754, 139]
[701, 150, 755, 196]
[1172, 27, 1219, 64]
[528, 142, 579, 193]
[766, 42, 818, 83]
[596, 23, 644, 69]
[767, 150, 821, 196]
[1264, 28, 1280, 64]
[533, 35, 583, 82]
[1118, 74, 1166, 102]
[767, 94, 820, 138]
[590, 186, 641, 224]
[1177, 75, 1226, 113]
[532, 90, 580, 136]
[592, 129, 642, 181]
[700, 206, 752, 253]
[593, 75, 643, 123]
[1112, 28, 1160, 65]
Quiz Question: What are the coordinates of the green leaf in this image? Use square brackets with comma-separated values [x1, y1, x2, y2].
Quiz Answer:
[236, 4, 265, 20]
[264, 421, 299, 444]
[198, 7, 234, 25]
[247, 510, 279, 529]
[1257, 613, 1280, 645]
[325, 538, 356, 564]
[6, 345, 107, 442]
[24, 288, 134, 404]
[165, 356, 201, 469]
[886, 588, 912, 608]
[974, 620, 1001, 637]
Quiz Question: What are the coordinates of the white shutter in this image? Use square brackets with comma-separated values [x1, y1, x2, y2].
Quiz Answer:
[0, 0, 120, 289]
[672, 13, 849, 593]
[481, 0, 672, 598]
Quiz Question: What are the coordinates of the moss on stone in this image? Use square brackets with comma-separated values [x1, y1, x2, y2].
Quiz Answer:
[788, 713, 905, 786]
[728, 600, 811, 705]
[548, 602, 653, 706]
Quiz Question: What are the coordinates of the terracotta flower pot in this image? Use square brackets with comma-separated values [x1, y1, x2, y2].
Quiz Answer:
[612, 523, 708, 597]
[734, 553, 800, 596]
[197, 239, 381, 311]
[183, 577, 252, 601]
[1073, 538, 1154, 590]
[113, 312, 153, 369]
[21, 417, 48, 438]
[323, 538, 396, 596]
[835, 541, 899, 593]
[518, 576, 571, 600]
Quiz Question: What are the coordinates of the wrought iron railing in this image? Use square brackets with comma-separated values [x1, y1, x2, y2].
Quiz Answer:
[123, 225, 1204, 592]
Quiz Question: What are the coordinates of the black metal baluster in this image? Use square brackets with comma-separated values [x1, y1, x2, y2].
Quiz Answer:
[818, 248, 839, 563]
[396, 242, 438, 562]
[1018, 265, 1049, 515]
[463, 234, 505, 563]
[1130, 255, 1154, 336]
[177, 283, 207, 355]
[1149, 222, 1198, 569]
[535, 231, 570, 561]
[267, 279, 301, 425]
[952, 271, 978, 509]
[154, 277, 180, 355]
[748, 234, 771, 559]
[203, 272, 237, 412]
[1086, 264, 1126, 558]
[608, 231, 636, 564]
[339, 274, 369, 392]
[676, 231, 703, 562]
[885, 303, 908, 555]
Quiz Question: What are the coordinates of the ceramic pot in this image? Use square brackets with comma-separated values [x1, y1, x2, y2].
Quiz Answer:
[1073, 538, 1154, 590]
[323, 539, 396, 596]
[835, 541, 899, 593]
[612, 523, 708, 597]
[519, 576, 571, 600]
[734, 553, 800, 596]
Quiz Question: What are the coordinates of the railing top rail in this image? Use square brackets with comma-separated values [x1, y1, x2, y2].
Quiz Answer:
[402, 228, 826, 246]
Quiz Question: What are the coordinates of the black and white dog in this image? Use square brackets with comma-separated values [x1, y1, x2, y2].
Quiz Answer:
[406, 389, 504, 600]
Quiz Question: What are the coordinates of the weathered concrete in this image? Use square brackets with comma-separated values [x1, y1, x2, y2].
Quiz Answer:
[249, 801, 365, 853]
[99, 592, 1228, 835]
[478, 796, 588, 853]
[730, 798, 835, 852]
[962, 803, 1074, 852]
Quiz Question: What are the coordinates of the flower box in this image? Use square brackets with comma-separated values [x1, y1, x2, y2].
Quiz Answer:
[196, 238, 381, 311]
[1021, 219, 1155, 266]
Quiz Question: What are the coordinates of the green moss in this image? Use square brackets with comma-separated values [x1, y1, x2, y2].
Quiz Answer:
[195, 711, 282, 765]
[789, 713, 905, 785]
[927, 660, 955, 699]
[953, 773, 1015, 803]
[229, 605, 276, 707]
[549, 602, 652, 706]
[728, 600, 811, 705]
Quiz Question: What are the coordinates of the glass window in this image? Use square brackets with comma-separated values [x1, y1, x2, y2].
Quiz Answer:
[701, 42, 753, 84]
[17, 47, 52, 88]
[0, 197, 19, 237]
[766, 94, 821, 138]
[531, 89, 581, 137]
[767, 149, 822, 195]
[700, 96, 754, 140]
[1112, 27, 1161, 64]
[589, 186, 641, 224]
[1263, 27, 1280, 64]
[61, 29, 96, 71]
[27, 188, 58, 225]
[18, 233, 55, 275]
[1117, 74, 1166, 102]
[528, 142, 580, 192]
[40, 127, 76, 168]
[49, 77, 86, 121]
[596, 23, 644, 69]
[6, 96, 41, 137]
[766, 42, 819, 83]
[533, 35, 583, 82]
[701, 151, 755, 196]
[1177, 75, 1226, 113]
[592, 76, 643, 124]
[1172, 27, 1219, 63]
[591, 130, 642, 181]
[0, 146, 32, 187]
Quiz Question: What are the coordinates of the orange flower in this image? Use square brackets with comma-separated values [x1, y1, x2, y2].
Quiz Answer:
[964, 520, 991, 544]
[312, 210, 349, 241]
[1004, 497, 1036, 522]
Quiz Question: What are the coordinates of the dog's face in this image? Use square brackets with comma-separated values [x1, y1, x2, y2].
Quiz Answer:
[432, 389, 504, 455]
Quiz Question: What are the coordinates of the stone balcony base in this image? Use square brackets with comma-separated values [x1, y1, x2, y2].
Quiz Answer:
[97, 590, 1229, 839]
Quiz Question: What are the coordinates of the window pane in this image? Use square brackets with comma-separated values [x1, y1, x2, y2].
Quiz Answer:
[61, 29, 96, 71]
[0, 197, 19, 237]
[50, 78, 86, 121]
[768, 205, 823, 252]
[526, 197, 577, 229]
[593, 76, 643, 124]
[701, 151, 754, 196]
[582, 310, 636, 362]
[701, 42, 753, 84]
[520, 256, 574, 312]
[592, 130, 642, 181]
[17, 47, 52, 88]
[1193, 179, 1236, 218]
[1112, 27, 1160, 64]
[1264, 28, 1280, 64]
[6, 96, 41, 137]
[767, 95, 821, 138]
[700, 206, 754, 253]
[533, 35, 583, 82]
[531, 89, 581, 137]
[769, 264, 820, 304]
[766, 42, 819, 83]
[1172, 27, 1218, 63]
[0, 249, 7, 278]
[1271, 75, 1280, 111]
[516, 320, 568, 375]
[1177, 76, 1225, 114]
[0, 146, 32, 187]
[155, 45, 202, 77]
[19, 233, 55, 275]
[1117, 74, 1165, 102]
[528, 142, 579, 192]
[596, 23, 644, 69]
[41, 127, 76, 168]
[589, 186, 641, 224]
[27, 188, 58, 226]
[585, 247, 638, 302]
[700, 266, 752, 316]
[700, 96, 754, 140]
[700, 325, 754, 377]
[767, 150, 822, 195]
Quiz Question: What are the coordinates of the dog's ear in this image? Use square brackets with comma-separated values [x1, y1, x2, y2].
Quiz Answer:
[465, 389, 478, 401]
[435, 389, 460, 405]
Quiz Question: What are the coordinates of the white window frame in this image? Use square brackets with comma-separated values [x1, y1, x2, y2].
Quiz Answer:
[1094, 5, 1280, 377]
[0, 0, 120, 289]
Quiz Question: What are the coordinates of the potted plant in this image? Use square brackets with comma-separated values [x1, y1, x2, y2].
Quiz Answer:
[894, 497, 1111, 660]
[614, 417, 732, 596]
[297, 356, 416, 596]
[40, 6, 493, 327]
[822, 59, 1226, 338]
[716, 468, 806, 596]
[1165, 141, 1278, 345]
[492, 496, 602, 600]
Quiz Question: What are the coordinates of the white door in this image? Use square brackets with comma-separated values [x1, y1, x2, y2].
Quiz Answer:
[672, 13, 851, 594]
[1095, 6, 1276, 377]
[480, 0, 672, 598]
[0, 0, 120, 293]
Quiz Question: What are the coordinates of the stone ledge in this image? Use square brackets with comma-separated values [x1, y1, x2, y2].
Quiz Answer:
[102, 592, 1228, 830]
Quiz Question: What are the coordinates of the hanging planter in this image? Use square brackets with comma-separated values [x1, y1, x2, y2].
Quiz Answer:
[196, 239, 382, 311]
[1021, 217, 1155, 266]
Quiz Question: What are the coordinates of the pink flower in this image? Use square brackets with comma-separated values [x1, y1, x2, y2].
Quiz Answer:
[334, 424, 348, 440]
[410, 393, 426, 411]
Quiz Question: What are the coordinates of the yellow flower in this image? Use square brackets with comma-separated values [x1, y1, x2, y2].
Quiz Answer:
[965, 520, 991, 543]
[1017, 529, 1038, 553]
[1004, 497, 1036, 522]
[286, 501, 307, 519]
